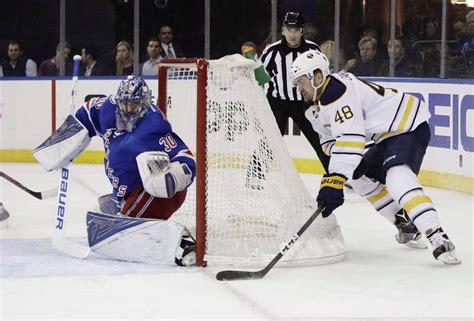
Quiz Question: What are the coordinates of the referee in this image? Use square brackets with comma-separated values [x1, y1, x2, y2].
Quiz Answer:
[260, 11, 329, 172]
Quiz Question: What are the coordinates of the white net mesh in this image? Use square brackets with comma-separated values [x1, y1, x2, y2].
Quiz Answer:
[164, 55, 346, 267]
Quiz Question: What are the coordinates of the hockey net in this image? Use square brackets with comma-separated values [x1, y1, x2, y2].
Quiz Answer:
[158, 55, 346, 267]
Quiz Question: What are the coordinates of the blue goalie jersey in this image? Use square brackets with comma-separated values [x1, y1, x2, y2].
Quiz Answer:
[75, 96, 196, 202]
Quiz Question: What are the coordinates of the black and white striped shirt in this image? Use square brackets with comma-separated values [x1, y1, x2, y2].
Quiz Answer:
[261, 38, 320, 101]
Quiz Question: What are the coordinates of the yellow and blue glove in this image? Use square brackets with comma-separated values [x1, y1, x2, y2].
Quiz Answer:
[316, 173, 347, 217]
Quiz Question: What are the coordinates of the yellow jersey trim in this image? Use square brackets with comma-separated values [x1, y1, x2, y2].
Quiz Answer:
[404, 195, 433, 212]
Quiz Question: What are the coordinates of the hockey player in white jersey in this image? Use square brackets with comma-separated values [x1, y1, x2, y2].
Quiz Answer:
[289, 50, 460, 265]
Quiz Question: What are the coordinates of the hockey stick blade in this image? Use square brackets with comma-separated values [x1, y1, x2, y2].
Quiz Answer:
[53, 238, 91, 259]
[40, 187, 59, 199]
[216, 270, 266, 281]
[216, 207, 324, 281]
[0, 171, 58, 200]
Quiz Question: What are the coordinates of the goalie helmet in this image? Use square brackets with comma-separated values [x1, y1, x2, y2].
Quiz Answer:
[290, 50, 330, 89]
[115, 76, 152, 132]
[283, 12, 305, 28]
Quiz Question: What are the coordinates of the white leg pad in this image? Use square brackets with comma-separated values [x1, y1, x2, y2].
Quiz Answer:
[87, 212, 185, 265]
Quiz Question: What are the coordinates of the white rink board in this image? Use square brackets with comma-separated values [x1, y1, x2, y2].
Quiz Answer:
[0, 77, 472, 179]
[369, 78, 473, 177]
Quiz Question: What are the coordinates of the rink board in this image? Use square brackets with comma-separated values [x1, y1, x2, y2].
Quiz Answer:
[0, 76, 472, 193]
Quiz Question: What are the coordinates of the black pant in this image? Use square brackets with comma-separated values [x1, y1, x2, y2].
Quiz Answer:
[353, 122, 431, 185]
[267, 97, 330, 173]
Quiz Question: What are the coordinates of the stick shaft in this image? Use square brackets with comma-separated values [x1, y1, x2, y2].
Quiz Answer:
[52, 56, 90, 259]
[0, 171, 56, 200]
[216, 207, 323, 281]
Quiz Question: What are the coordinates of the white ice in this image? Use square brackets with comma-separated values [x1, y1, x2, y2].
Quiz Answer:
[0, 163, 473, 320]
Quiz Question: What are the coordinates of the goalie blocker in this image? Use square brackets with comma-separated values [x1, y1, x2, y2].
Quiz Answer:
[33, 115, 91, 171]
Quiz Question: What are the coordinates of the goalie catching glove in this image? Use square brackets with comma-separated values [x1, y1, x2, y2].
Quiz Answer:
[136, 151, 192, 198]
[316, 173, 347, 217]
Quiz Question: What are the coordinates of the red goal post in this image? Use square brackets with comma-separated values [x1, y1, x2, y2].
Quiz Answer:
[159, 58, 208, 266]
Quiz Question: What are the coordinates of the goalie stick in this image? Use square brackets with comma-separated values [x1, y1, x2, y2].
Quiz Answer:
[52, 55, 91, 259]
[216, 206, 324, 281]
[0, 171, 57, 200]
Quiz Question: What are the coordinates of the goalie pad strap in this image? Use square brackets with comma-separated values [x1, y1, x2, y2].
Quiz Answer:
[33, 115, 91, 171]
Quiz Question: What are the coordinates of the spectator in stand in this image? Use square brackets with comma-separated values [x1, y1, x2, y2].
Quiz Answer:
[80, 45, 110, 76]
[461, 11, 474, 50]
[115, 41, 134, 76]
[446, 16, 468, 78]
[320, 40, 346, 72]
[344, 37, 383, 76]
[38, 42, 72, 76]
[159, 25, 184, 58]
[362, 27, 388, 59]
[417, 17, 441, 77]
[303, 22, 319, 43]
[453, 16, 467, 43]
[141, 37, 163, 76]
[460, 11, 474, 76]
[380, 39, 419, 77]
[402, 20, 422, 57]
[1, 40, 37, 77]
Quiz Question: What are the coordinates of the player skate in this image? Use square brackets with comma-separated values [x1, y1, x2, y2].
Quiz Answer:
[394, 210, 427, 249]
[426, 227, 460, 265]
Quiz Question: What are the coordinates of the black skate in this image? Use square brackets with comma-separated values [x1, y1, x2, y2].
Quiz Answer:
[426, 227, 461, 265]
[394, 210, 427, 249]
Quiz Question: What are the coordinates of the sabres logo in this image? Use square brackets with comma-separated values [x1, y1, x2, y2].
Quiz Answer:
[309, 106, 319, 119]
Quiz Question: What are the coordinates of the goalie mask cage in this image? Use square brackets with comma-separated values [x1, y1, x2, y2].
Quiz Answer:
[158, 55, 346, 267]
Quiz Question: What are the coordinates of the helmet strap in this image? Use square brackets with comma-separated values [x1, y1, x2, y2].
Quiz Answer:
[311, 70, 326, 101]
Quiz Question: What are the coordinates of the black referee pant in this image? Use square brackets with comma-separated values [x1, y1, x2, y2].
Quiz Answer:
[267, 96, 330, 173]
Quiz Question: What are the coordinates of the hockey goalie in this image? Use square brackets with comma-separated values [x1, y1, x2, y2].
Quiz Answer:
[33, 76, 197, 266]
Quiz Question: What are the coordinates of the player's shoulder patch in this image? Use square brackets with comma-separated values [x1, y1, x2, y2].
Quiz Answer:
[319, 75, 347, 106]
[86, 96, 109, 110]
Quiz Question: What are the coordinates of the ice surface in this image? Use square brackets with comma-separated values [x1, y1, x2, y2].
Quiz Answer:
[1, 163, 472, 320]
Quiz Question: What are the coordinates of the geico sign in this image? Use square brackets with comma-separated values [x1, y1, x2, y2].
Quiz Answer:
[409, 92, 473, 152]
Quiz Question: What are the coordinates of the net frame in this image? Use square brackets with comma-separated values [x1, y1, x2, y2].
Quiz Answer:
[158, 57, 346, 268]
